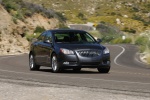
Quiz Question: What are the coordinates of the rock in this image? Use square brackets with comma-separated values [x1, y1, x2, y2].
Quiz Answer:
[116, 18, 121, 24]
[146, 12, 150, 17]
[123, 15, 128, 18]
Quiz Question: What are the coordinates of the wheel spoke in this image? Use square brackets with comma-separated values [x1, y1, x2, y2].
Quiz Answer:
[30, 55, 34, 68]
[52, 56, 57, 71]
[52, 55, 60, 73]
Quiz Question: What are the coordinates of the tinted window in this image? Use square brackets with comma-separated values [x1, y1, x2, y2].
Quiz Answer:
[45, 31, 52, 42]
[54, 31, 96, 43]
[38, 32, 46, 41]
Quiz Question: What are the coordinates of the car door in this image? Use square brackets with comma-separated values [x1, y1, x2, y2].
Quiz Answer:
[42, 31, 53, 66]
[34, 32, 46, 64]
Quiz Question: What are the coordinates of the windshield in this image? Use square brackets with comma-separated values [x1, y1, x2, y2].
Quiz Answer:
[54, 31, 96, 44]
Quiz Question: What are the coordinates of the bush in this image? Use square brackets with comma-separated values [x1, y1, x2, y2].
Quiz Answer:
[122, 38, 132, 43]
[34, 26, 45, 33]
[25, 33, 41, 41]
[122, 27, 136, 34]
[101, 34, 120, 43]
[77, 12, 84, 19]
[139, 45, 146, 53]
[135, 36, 149, 53]
[2, 0, 60, 22]
[111, 37, 132, 44]
[135, 36, 149, 46]
[2, 0, 19, 12]
[112, 38, 123, 44]
[56, 12, 67, 22]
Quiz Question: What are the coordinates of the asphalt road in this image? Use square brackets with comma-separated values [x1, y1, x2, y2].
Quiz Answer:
[0, 44, 150, 98]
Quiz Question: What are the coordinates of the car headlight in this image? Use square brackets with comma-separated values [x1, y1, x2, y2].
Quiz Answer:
[103, 47, 109, 54]
[60, 48, 74, 55]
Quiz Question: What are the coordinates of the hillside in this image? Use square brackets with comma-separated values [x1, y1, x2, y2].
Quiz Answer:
[26, 0, 150, 33]
[24, 0, 150, 64]
[0, 0, 61, 55]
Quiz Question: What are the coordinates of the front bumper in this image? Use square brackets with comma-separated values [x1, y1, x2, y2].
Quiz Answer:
[57, 53, 110, 69]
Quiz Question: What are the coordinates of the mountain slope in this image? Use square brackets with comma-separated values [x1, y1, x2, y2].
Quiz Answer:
[0, 1, 60, 55]
[26, 0, 150, 33]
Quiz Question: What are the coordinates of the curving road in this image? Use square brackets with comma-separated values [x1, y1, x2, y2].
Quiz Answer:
[0, 44, 150, 97]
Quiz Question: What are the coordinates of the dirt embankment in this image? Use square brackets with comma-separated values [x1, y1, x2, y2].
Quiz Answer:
[0, 4, 59, 55]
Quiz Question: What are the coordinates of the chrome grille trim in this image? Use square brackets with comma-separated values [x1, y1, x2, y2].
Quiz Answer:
[77, 50, 101, 57]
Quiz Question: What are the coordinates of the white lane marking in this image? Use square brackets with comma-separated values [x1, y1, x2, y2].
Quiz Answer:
[113, 45, 125, 67]
[105, 45, 125, 67]
[0, 69, 150, 85]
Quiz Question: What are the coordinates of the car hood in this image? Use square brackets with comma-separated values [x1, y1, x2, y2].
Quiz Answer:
[56, 43, 104, 50]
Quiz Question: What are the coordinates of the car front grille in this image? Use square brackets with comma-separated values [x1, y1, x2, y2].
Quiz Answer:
[77, 50, 101, 57]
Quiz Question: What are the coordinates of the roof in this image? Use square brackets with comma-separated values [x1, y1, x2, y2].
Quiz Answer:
[48, 29, 87, 33]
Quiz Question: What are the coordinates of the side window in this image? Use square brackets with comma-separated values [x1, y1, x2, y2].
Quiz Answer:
[38, 32, 46, 41]
[45, 31, 52, 42]
[84, 33, 95, 42]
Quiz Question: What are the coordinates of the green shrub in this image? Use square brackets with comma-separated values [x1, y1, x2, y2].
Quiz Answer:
[56, 12, 67, 22]
[122, 38, 132, 43]
[135, 36, 149, 53]
[2, 0, 19, 12]
[101, 35, 118, 43]
[25, 33, 41, 41]
[135, 36, 149, 46]
[122, 27, 136, 34]
[112, 38, 123, 44]
[34, 26, 46, 33]
[139, 45, 146, 53]
[111, 37, 132, 44]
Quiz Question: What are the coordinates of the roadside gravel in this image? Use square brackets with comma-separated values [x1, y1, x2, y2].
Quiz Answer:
[0, 78, 149, 100]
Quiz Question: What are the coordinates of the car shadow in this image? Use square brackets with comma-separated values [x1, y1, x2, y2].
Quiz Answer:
[38, 68, 109, 74]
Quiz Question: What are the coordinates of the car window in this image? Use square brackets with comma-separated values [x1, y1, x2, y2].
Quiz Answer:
[84, 33, 95, 42]
[45, 31, 52, 42]
[54, 31, 96, 43]
[38, 32, 46, 41]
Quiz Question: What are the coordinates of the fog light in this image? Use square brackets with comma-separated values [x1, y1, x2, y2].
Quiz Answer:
[63, 62, 69, 64]
[107, 61, 110, 64]
[102, 61, 110, 65]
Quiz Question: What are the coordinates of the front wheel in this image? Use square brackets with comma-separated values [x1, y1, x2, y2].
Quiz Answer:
[29, 54, 40, 71]
[51, 54, 61, 73]
[97, 66, 110, 73]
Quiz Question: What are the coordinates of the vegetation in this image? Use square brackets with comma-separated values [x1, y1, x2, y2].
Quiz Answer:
[34, 26, 45, 33]
[25, 33, 40, 41]
[1, 0, 66, 22]
[25, 0, 150, 33]
[134, 30, 150, 64]
[25, 26, 45, 41]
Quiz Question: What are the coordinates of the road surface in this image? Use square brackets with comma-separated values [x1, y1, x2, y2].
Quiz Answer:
[0, 44, 150, 99]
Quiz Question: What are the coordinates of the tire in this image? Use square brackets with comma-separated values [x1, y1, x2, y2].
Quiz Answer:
[51, 54, 61, 73]
[97, 66, 110, 73]
[29, 54, 40, 71]
[73, 68, 81, 72]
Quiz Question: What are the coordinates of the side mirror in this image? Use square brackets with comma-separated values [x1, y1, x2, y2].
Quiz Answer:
[97, 38, 102, 43]
[44, 39, 52, 44]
